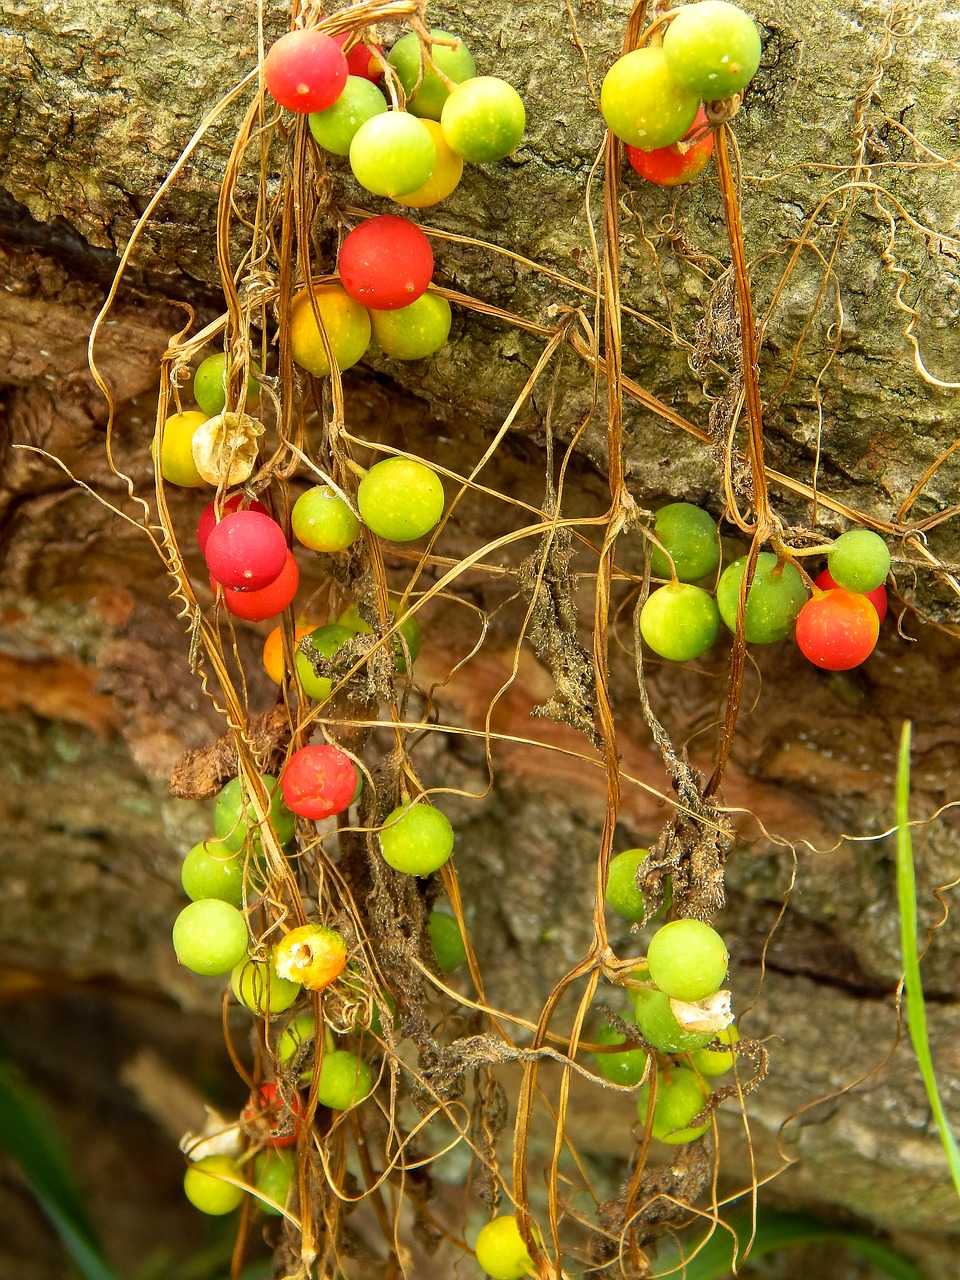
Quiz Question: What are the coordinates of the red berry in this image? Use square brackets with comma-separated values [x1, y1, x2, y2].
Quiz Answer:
[625, 107, 714, 186]
[242, 1083, 303, 1148]
[338, 216, 434, 311]
[815, 568, 887, 624]
[215, 550, 299, 621]
[264, 30, 348, 113]
[334, 31, 384, 82]
[281, 744, 358, 820]
[796, 589, 880, 671]
[197, 494, 269, 553]
[204, 510, 288, 591]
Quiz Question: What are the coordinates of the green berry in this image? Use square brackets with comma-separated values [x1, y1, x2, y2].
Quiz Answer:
[827, 529, 891, 594]
[193, 353, 260, 418]
[605, 848, 649, 922]
[591, 1023, 648, 1087]
[634, 988, 713, 1054]
[379, 801, 454, 876]
[370, 988, 399, 1037]
[475, 1216, 536, 1280]
[387, 28, 476, 120]
[291, 485, 362, 552]
[370, 292, 452, 360]
[601, 47, 699, 150]
[172, 900, 248, 976]
[337, 599, 422, 673]
[662, 1, 762, 101]
[183, 1155, 244, 1215]
[440, 76, 525, 163]
[253, 1149, 294, 1216]
[428, 910, 468, 972]
[350, 112, 436, 198]
[309, 75, 387, 155]
[646, 919, 729, 1002]
[637, 1066, 711, 1144]
[689, 1024, 740, 1077]
[716, 552, 807, 643]
[231, 954, 301, 1016]
[180, 838, 246, 907]
[295, 623, 355, 701]
[276, 1010, 317, 1069]
[639, 583, 720, 661]
[316, 1049, 374, 1110]
[213, 774, 295, 854]
[357, 457, 445, 542]
[650, 503, 720, 583]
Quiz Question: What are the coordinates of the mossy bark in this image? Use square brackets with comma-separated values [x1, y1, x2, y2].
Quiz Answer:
[1, 1, 960, 1276]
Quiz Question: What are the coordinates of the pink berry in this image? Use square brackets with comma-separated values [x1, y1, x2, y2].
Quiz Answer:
[334, 31, 384, 82]
[264, 29, 349, 114]
[281, 745, 358, 820]
[196, 494, 269, 553]
[815, 568, 887, 624]
[205, 510, 288, 590]
[338, 216, 434, 311]
[215, 550, 299, 621]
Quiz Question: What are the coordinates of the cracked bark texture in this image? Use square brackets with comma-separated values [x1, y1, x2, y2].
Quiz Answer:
[1, 1, 960, 1277]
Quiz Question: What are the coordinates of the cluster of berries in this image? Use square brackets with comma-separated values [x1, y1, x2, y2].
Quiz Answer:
[266, 24, 525, 195]
[637, 503, 891, 673]
[269, 20, 524, 374]
[172, 772, 367, 1213]
[602, 854, 737, 1144]
[162, 35, 522, 1154]
[602, 1, 761, 186]
[173, 760, 462, 1216]
[290, 213, 451, 380]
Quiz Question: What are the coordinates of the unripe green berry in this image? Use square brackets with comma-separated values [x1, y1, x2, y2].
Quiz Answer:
[183, 1155, 244, 1215]
[316, 1049, 374, 1110]
[379, 801, 454, 875]
[172, 900, 248, 976]
[637, 1065, 711, 1144]
[231, 954, 301, 1016]
[605, 848, 649, 921]
[646, 919, 729, 1002]
[827, 529, 891, 594]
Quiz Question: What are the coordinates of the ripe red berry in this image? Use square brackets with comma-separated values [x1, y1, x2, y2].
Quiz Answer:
[197, 494, 269, 553]
[264, 29, 348, 114]
[334, 31, 384, 82]
[215, 550, 299, 621]
[204, 510, 288, 591]
[281, 744, 358, 820]
[625, 108, 714, 186]
[815, 568, 887, 624]
[338, 216, 434, 311]
[796, 589, 880, 671]
[242, 1083, 303, 1148]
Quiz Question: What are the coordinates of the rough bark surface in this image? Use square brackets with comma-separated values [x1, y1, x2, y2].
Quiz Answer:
[1, 1, 960, 1277]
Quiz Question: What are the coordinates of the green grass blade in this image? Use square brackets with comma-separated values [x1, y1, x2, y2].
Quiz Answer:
[652, 1209, 926, 1279]
[895, 720, 960, 1199]
[0, 1056, 120, 1280]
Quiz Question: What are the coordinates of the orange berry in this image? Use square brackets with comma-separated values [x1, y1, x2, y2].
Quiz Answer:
[263, 625, 312, 684]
